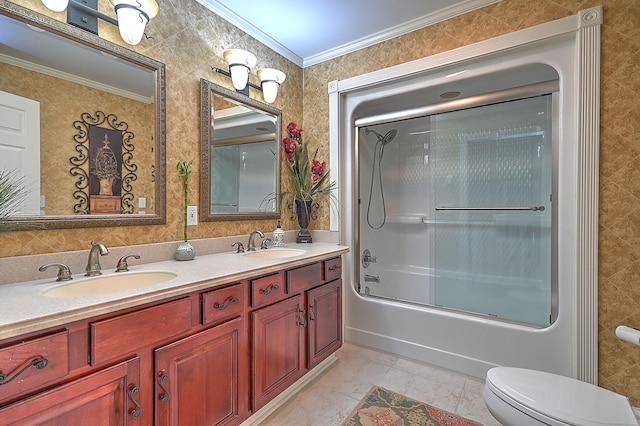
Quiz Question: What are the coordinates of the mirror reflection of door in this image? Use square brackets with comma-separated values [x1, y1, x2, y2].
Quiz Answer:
[0, 90, 41, 215]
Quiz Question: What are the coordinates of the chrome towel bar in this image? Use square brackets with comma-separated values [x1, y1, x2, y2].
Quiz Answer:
[435, 206, 545, 211]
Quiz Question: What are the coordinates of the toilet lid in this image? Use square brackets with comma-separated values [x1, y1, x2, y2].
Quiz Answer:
[486, 367, 638, 426]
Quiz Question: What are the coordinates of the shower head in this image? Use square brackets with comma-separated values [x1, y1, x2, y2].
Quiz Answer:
[382, 129, 397, 146]
[365, 128, 398, 146]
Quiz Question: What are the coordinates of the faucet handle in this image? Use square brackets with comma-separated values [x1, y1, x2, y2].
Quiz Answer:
[39, 263, 73, 281]
[116, 254, 141, 272]
[232, 242, 245, 253]
[260, 238, 272, 250]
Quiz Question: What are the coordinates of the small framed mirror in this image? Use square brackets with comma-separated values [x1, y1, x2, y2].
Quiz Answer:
[200, 79, 281, 221]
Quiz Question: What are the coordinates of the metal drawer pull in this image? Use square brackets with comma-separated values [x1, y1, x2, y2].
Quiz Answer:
[0, 357, 48, 386]
[309, 305, 316, 322]
[214, 296, 239, 310]
[328, 265, 341, 272]
[129, 385, 142, 418]
[261, 284, 279, 295]
[158, 371, 170, 403]
[300, 309, 307, 328]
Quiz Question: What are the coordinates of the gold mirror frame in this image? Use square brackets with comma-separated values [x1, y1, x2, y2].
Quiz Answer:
[200, 79, 281, 222]
[0, 0, 166, 230]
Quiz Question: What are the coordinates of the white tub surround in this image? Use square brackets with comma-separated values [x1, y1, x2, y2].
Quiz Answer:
[329, 7, 601, 383]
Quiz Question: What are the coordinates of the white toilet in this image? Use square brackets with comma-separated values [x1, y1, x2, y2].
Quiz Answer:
[483, 367, 638, 425]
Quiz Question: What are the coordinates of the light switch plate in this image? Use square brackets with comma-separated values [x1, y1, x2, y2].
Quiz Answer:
[187, 206, 198, 226]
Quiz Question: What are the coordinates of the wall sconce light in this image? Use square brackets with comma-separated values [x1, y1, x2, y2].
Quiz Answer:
[40, 0, 158, 45]
[223, 49, 257, 91]
[257, 68, 286, 104]
[212, 49, 286, 104]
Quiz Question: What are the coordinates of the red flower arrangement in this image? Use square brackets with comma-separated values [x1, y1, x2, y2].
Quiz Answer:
[280, 122, 335, 204]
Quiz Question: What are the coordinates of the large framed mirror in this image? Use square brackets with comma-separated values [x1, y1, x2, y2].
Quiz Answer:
[0, 0, 166, 230]
[200, 79, 281, 221]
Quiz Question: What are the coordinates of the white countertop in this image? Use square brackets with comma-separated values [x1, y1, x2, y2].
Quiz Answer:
[0, 242, 348, 340]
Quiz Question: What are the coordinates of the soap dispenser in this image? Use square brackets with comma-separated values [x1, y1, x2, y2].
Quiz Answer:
[273, 220, 285, 247]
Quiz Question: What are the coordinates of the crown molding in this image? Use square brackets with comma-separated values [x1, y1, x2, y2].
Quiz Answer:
[304, 0, 500, 67]
[196, 0, 500, 68]
[195, 0, 303, 66]
[0, 53, 153, 104]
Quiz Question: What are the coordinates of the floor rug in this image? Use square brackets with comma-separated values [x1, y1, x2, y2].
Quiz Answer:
[343, 386, 483, 426]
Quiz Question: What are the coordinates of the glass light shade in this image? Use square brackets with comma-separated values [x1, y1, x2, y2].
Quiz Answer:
[115, 8, 148, 45]
[257, 68, 286, 103]
[223, 49, 257, 90]
[228, 65, 250, 90]
[113, 0, 159, 45]
[41, 0, 69, 12]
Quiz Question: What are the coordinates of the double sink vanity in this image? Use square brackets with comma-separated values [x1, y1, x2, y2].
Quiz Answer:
[0, 241, 348, 425]
[0, 3, 347, 424]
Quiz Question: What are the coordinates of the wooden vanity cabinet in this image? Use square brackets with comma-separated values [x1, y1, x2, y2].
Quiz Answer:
[251, 256, 343, 411]
[0, 255, 343, 425]
[0, 356, 142, 425]
[307, 278, 342, 369]
[155, 316, 249, 426]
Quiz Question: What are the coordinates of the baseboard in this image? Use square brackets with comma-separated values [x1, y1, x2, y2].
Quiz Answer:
[345, 326, 498, 380]
[240, 354, 338, 425]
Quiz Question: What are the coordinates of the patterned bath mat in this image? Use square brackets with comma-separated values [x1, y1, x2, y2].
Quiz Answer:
[343, 386, 483, 426]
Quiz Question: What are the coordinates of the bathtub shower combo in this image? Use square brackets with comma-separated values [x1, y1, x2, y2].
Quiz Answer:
[333, 8, 601, 382]
[358, 94, 553, 327]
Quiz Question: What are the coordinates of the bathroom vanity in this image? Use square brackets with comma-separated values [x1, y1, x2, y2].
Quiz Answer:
[0, 243, 346, 425]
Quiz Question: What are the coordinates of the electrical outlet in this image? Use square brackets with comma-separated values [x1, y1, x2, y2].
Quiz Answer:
[187, 206, 198, 226]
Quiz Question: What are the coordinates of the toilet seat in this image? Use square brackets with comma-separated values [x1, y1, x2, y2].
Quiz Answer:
[485, 367, 638, 426]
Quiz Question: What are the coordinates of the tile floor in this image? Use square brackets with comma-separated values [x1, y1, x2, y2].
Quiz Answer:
[262, 342, 502, 425]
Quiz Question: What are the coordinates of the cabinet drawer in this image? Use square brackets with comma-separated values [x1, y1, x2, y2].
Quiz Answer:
[202, 283, 245, 325]
[324, 257, 342, 282]
[287, 261, 323, 294]
[251, 272, 285, 308]
[91, 298, 192, 366]
[0, 330, 69, 402]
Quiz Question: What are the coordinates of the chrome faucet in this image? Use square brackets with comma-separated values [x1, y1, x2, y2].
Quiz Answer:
[39, 263, 73, 281]
[247, 230, 265, 251]
[85, 240, 109, 276]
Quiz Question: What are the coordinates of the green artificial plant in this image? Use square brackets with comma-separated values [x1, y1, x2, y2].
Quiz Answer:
[177, 160, 193, 242]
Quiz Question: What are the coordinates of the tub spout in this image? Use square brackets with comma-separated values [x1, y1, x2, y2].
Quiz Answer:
[364, 274, 380, 283]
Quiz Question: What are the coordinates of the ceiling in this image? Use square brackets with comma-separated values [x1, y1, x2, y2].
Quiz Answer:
[196, 0, 499, 67]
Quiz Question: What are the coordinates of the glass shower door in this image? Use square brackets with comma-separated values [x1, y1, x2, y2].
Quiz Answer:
[430, 95, 553, 326]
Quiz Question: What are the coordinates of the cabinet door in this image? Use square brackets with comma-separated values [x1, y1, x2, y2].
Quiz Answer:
[251, 294, 306, 411]
[0, 357, 142, 425]
[155, 316, 249, 426]
[308, 279, 342, 369]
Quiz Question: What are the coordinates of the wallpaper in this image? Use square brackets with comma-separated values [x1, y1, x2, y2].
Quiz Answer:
[2, 0, 639, 407]
[301, 0, 640, 407]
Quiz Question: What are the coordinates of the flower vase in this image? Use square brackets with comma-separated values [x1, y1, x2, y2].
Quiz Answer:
[175, 241, 195, 261]
[295, 199, 314, 243]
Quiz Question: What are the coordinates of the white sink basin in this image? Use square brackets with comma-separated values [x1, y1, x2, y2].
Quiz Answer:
[43, 271, 177, 298]
[243, 249, 306, 259]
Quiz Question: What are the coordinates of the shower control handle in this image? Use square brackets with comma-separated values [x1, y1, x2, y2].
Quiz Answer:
[362, 249, 377, 268]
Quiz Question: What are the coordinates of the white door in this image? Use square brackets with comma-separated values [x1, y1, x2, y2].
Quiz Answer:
[0, 90, 40, 215]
